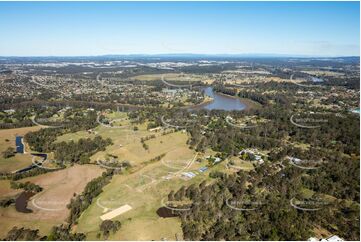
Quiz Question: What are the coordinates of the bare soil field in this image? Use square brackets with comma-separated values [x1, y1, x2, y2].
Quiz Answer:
[0, 164, 104, 238]
[24, 164, 104, 219]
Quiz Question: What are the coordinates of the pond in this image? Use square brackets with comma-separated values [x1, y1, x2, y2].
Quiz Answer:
[156, 207, 178, 218]
[15, 136, 24, 153]
[15, 191, 34, 213]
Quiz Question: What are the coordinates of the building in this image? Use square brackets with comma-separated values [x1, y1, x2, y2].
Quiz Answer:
[288, 156, 302, 164]
[239, 148, 265, 164]
[199, 167, 208, 173]
[308, 235, 343, 242]
[322, 235, 343, 242]
[3, 109, 15, 114]
[181, 172, 196, 179]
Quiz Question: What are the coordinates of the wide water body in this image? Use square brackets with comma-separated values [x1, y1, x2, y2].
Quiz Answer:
[196, 87, 246, 111]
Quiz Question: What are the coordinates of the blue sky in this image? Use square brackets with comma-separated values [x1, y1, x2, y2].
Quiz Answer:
[0, 1, 359, 56]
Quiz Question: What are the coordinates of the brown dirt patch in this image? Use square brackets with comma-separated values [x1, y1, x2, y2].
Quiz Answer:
[23, 164, 104, 220]
[0, 164, 104, 236]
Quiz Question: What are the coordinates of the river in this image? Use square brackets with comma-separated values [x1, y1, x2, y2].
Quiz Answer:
[193, 87, 247, 111]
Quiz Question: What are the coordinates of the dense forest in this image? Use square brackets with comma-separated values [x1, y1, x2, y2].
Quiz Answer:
[54, 136, 112, 164]
[168, 164, 359, 240]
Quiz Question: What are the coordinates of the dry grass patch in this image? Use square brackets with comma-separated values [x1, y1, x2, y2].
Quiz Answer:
[0, 126, 41, 153]
[92, 130, 191, 166]
[0, 126, 41, 173]
[0, 180, 20, 199]
[24, 164, 104, 220]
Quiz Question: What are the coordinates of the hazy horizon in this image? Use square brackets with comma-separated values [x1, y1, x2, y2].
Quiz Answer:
[0, 53, 360, 58]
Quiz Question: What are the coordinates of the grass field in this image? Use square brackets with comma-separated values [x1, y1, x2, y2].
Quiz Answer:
[0, 164, 104, 238]
[0, 126, 41, 173]
[55, 111, 148, 145]
[75, 157, 212, 240]
[98, 131, 192, 166]
[56, 112, 193, 167]
[228, 157, 254, 171]
[72, 117, 216, 240]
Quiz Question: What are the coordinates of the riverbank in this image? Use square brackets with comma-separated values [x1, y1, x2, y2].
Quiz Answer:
[239, 97, 262, 111]
[181, 96, 214, 110]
